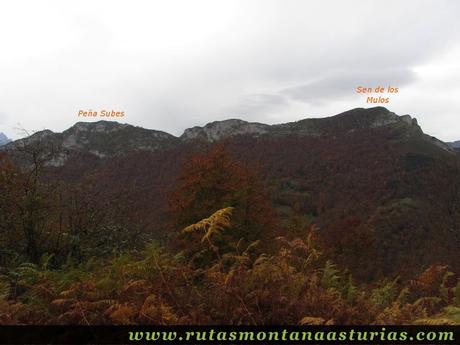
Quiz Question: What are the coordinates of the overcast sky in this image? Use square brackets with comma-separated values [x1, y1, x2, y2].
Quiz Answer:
[1, 0, 460, 141]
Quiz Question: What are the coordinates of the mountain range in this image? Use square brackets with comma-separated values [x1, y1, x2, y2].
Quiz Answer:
[448, 140, 460, 149]
[3, 106, 460, 281]
[0, 132, 11, 146]
[2, 107, 454, 166]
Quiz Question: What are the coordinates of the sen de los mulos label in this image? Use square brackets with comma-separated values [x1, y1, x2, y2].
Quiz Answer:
[356, 86, 399, 104]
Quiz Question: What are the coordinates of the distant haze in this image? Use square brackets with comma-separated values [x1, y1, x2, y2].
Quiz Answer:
[0, 0, 460, 141]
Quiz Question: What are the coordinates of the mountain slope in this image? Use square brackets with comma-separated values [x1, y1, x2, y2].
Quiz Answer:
[3, 107, 460, 281]
[3, 107, 452, 165]
[3, 120, 178, 167]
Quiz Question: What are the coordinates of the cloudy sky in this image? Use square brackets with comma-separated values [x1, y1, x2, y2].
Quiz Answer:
[1, 0, 460, 140]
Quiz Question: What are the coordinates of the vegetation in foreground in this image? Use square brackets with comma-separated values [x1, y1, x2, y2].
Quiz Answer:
[0, 144, 459, 325]
[1, 223, 460, 325]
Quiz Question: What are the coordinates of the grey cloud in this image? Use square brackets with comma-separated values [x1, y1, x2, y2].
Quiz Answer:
[281, 69, 417, 105]
[226, 93, 288, 118]
[1, 0, 460, 140]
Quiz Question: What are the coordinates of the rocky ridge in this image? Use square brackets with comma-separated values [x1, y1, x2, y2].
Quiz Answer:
[2, 107, 453, 167]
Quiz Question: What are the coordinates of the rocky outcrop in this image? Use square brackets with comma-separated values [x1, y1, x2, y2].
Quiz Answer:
[271, 107, 423, 136]
[181, 119, 270, 142]
[2, 121, 179, 167]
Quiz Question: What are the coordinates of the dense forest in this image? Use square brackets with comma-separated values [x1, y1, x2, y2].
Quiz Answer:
[1, 137, 460, 325]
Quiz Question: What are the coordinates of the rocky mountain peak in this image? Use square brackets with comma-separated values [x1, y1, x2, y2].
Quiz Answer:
[264, 107, 423, 141]
[2, 120, 179, 167]
[58, 120, 178, 152]
[0, 132, 11, 146]
[67, 121, 130, 134]
[181, 119, 270, 142]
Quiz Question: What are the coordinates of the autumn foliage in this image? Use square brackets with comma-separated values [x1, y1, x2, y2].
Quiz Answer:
[1, 139, 460, 325]
[169, 144, 278, 262]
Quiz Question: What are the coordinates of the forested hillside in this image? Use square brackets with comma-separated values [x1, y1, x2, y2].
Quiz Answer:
[1, 107, 460, 324]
